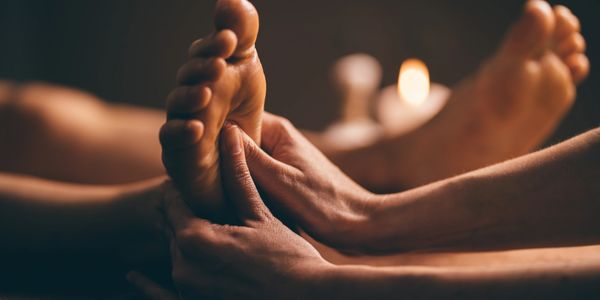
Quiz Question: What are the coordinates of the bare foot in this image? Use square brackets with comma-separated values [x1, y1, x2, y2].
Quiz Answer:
[160, 0, 265, 220]
[334, 1, 590, 191]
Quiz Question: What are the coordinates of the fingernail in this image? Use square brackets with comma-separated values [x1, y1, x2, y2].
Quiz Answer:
[223, 121, 242, 154]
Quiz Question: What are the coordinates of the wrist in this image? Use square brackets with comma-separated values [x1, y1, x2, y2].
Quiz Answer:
[326, 188, 379, 254]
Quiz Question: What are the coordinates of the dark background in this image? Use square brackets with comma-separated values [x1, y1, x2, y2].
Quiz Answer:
[0, 0, 598, 144]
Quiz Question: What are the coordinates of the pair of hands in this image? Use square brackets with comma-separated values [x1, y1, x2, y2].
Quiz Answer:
[129, 113, 374, 299]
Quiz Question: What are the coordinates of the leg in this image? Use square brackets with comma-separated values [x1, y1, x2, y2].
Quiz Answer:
[0, 81, 165, 184]
[0, 172, 168, 291]
[330, 1, 590, 191]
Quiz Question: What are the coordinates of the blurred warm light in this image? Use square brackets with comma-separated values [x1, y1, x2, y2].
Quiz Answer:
[398, 58, 430, 106]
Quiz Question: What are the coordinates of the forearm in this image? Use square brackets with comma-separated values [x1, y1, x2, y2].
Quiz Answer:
[360, 128, 600, 253]
[315, 261, 600, 300]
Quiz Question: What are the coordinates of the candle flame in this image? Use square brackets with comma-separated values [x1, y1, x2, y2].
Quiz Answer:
[398, 58, 430, 106]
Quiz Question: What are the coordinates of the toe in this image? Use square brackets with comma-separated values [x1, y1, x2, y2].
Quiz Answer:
[565, 53, 590, 84]
[556, 32, 586, 58]
[501, 0, 554, 58]
[160, 119, 205, 149]
[553, 5, 581, 40]
[188, 30, 238, 59]
[214, 0, 259, 59]
[166, 86, 212, 119]
[176, 58, 227, 85]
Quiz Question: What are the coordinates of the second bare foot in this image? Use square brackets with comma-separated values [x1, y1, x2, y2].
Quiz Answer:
[334, 1, 589, 191]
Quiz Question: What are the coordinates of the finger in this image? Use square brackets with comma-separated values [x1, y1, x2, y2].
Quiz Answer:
[220, 122, 271, 222]
[163, 184, 203, 232]
[127, 271, 178, 300]
[165, 220, 199, 268]
[239, 124, 299, 186]
[176, 57, 226, 86]
[166, 85, 212, 118]
[159, 119, 204, 150]
[161, 183, 224, 263]
[243, 116, 315, 221]
[239, 117, 295, 172]
[260, 113, 317, 165]
[239, 129, 304, 228]
[260, 113, 298, 152]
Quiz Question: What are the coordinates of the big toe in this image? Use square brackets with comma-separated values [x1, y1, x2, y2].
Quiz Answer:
[214, 0, 259, 58]
[501, 0, 555, 58]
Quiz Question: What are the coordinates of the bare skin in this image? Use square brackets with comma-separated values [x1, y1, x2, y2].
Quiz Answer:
[127, 125, 600, 300]
[0, 167, 598, 283]
[0, 81, 164, 184]
[160, 0, 266, 220]
[0, 114, 598, 294]
[331, 1, 590, 191]
[241, 113, 600, 255]
[0, 173, 168, 291]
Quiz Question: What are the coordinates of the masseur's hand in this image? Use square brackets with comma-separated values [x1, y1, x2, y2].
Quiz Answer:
[130, 123, 331, 300]
[241, 113, 377, 253]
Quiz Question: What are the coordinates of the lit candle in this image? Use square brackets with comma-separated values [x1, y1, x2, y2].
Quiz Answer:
[376, 58, 450, 136]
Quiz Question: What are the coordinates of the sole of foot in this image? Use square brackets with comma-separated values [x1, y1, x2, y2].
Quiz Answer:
[160, 0, 266, 220]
